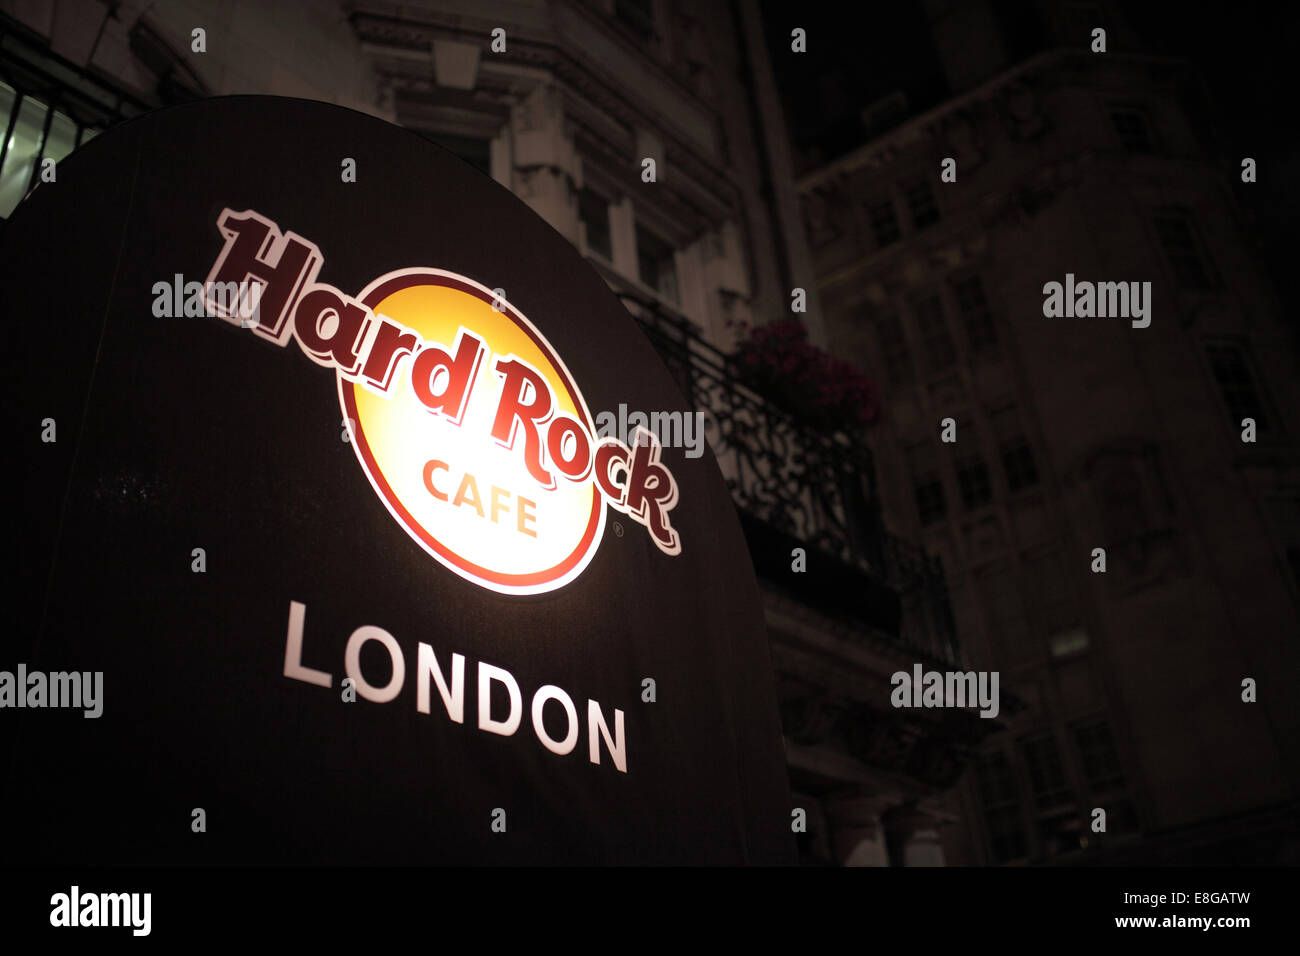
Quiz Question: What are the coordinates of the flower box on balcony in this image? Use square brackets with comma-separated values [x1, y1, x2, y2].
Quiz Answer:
[729, 317, 881, 435]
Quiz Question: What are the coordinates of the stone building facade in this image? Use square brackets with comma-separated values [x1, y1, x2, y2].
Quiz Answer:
[796, 0, 1300, 863]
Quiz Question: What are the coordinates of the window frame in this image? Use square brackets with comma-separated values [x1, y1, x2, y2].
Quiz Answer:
[1151, 205, 1219, 291]
[578, 185, 614, 263]
[873, 309, 915, 388]
[975, 749, 1029, 863]
[991, 405, 1039, 493]
[411, 128, 493, 177]
[867, 196, 901, 249]
[1108, 104, 1157, 154]
[954, 419, 994, 511]
[913, 294, 957, 374]
[950, 273, 999, 356]
[1203, 337, 1277, 436]
[0, 81, 102, 218]
[903, 176, 941, 231]
[907, 440, 948, 527]
[1020, 731, 1074, 812]
[634, 220, 681, 308]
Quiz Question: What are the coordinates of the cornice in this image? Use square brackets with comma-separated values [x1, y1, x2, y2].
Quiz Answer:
[796, 49, 1192, 195]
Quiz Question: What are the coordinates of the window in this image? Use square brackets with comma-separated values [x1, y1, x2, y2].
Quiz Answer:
[992, 407, 1038, 491]
[615, 0, 655, 38]
[1094, 455, 1147, 546]
[1271, 497, 1300, 593]
[1084, 447, 1175, 551]
[1110, 108, 1154, 153]
[957, 457, 993, 510]
[977, 750, 1019, 806]
[907, 442, 947, 526]
[1152, 206, 1216, 289]
[636, 224, 680, 306]
[1021, 733, 1072, 809]
[579, 188, 612, 261]
[1031, 551, 1076, 637]
[874, 311, 914, 387]
[952, 275, 998, 353]
[904, 178, 940, 229]
[1049, 627, 1089, 657]
[914, 296, 955, 372]
[1074, 718, 1140, 843]
[1072, 720, 1126, 793]
[0, 92, 45, 214]
[1037, 812, 1084, 858]
[418, 130, 491, 176]
[1206, 342, 1270, 431]
[977, 752, 1027, 862]
[981, 565, 1030, 661]
[868, 199, 900, 248]
[954, 421, 993, 510]
[985, 806, 1026, 863]
[0, 82, 87, 218]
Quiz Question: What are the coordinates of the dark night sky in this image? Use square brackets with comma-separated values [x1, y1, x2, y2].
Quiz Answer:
[759, 0, 948, 168]
[1123, 1, 1300, 300]
[759, 0, 1299, 329]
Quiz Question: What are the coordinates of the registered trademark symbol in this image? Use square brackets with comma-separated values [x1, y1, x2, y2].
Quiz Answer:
[613, 521, 623, 537]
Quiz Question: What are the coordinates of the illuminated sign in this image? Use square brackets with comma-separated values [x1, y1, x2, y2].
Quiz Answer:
[203, 209, 681, 594]
[4, 95, 796, 865]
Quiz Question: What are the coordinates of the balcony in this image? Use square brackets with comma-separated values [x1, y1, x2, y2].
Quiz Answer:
[616, 288, 960, 667]
[0, 13, 155, 219]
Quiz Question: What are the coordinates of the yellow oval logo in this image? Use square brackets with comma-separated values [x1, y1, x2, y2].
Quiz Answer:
[202, 209, 682, 595]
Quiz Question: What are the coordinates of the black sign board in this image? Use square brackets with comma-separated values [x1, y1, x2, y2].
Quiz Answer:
[1, 96, 795, 865]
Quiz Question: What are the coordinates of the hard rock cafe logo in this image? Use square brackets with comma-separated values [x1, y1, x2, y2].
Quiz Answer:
[202, 209, 681, 595]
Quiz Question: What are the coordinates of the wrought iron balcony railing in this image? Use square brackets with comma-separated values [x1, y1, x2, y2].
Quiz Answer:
[0, 13, 156, 218]
[616, 288, 959, 665]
